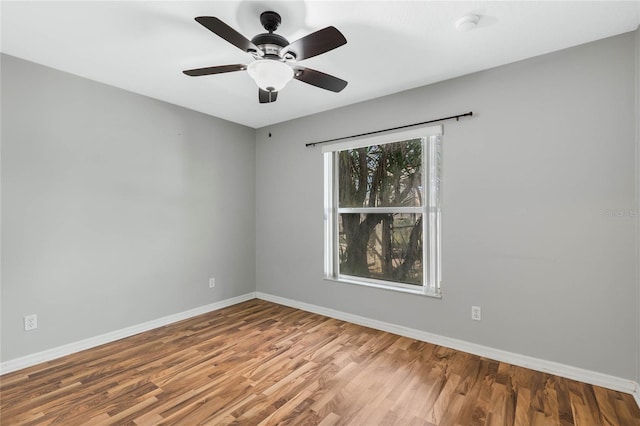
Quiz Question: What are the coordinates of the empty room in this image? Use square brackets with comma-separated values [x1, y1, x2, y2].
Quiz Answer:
[1, 1, 639, 425]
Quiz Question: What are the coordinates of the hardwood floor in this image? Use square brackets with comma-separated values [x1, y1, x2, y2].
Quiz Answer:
[1, 299, 639, 425]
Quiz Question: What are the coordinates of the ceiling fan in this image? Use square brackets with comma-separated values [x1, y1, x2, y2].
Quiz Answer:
[183, 11, 348, 103]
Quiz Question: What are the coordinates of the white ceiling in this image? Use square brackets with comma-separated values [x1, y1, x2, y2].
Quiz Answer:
[1, 1, 639, 128]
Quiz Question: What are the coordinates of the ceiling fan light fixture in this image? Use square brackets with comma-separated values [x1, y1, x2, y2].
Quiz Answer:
[247, 60, 293, 92]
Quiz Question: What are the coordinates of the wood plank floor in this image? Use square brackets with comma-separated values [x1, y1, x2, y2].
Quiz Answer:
[1, 299, 639, 425]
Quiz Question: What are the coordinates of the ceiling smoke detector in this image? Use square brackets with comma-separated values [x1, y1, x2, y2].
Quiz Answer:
[455, 14, 480, 32]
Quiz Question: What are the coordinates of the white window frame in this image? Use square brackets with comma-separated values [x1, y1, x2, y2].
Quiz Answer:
[323, 125, 442, 297]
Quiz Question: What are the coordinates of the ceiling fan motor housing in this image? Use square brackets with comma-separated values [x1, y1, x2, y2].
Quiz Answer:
[251, 32, 290, 57]
[251, 11, 296, 59]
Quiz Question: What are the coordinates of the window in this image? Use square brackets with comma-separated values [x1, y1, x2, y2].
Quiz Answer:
[323, 125, 442, 296]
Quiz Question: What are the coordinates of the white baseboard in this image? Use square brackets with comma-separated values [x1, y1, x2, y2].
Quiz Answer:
[3, 290, 639, 410]
[0, 292, 257, 375]
[256, 292, 640, 400]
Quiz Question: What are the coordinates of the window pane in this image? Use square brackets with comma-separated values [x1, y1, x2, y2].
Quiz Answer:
[339, 213, 423, 285]
[338, 139, 423, 208]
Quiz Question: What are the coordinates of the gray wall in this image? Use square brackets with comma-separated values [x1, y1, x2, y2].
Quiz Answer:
[1, 54, 256, 361]
[636, 27, 640, 386]
[256, 32, 638, 381]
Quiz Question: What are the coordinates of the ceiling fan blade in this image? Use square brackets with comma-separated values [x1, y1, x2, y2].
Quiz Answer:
[282, 27, 346, 61]
[183, 64, 246, 76]
[259, 89, 278, 103]
[195, 16, 259, 54]
[292, 66, 348, 92]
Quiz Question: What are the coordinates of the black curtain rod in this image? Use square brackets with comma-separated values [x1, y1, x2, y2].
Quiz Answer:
[305, 111, 473, 147]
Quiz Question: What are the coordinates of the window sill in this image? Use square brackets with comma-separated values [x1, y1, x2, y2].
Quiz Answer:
[323, 276, 442, 299]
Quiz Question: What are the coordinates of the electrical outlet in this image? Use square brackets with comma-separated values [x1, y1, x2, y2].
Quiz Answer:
[471, 306, 481, 321]
[209, 277, 215, 288]
[24, 314, 38, 331]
